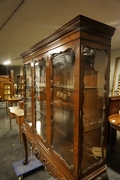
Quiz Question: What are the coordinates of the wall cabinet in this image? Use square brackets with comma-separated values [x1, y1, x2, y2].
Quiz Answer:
[21, 15, 115, 180]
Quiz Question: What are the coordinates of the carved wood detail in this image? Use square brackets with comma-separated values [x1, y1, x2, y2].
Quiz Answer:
[22, 124, 68, 180]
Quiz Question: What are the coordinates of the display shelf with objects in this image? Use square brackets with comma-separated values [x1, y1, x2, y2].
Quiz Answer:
[17, 75, 24, 96]
[0, 76, 14, 100]
[21, 15, 115, 180]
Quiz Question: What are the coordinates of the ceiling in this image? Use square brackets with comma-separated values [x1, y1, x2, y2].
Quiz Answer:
[0, 0, 120, 66]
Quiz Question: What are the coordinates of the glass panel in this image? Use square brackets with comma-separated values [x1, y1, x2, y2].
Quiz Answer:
[52, 48, 75, 166]
[81, 46, 106, 173]
[4, 84, 11, 99]
[24, 63, 32, 126]
[34, 59, 46, 139]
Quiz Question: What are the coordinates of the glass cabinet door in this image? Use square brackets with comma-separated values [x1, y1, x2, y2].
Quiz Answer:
[34, 59, 46, 140]
[3, 83, 11, 99]
[52, 48, 75, 166]
[24, 63, 32, 126]
[81, 46, 107, 173]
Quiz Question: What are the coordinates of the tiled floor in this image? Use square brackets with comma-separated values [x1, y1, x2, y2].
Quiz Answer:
[0, 107, 120, 180]
[0, 107, 56, 180]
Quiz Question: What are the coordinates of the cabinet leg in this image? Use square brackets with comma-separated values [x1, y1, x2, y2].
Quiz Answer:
[22, 132, 28, 165]
[95, 172, 108, 180]
[110, 127, 116, 150]
[110, 127, 113, 150]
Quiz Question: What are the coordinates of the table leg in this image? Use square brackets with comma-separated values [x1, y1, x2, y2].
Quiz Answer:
[18, 117, 24, 142]
[6, 100, 8, 113]
[19, 118, 22, 142]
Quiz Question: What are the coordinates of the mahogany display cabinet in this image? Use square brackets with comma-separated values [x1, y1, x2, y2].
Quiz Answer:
[20, 15, 115, 180]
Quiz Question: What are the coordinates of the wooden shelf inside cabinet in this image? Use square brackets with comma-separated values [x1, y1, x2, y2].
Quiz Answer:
[53, 84, 74, 90]
[84, 123, 101, 133]
[37, 83, 46, 87]
[20, 15, 115, 180]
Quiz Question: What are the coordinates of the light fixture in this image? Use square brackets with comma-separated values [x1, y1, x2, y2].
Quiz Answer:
[31, 62, 34, 67]
[3, 60, 11, 65]
[35, 62, 39, 66]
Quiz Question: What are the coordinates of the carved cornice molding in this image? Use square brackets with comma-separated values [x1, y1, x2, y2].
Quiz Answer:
[21, 15, 115, 58]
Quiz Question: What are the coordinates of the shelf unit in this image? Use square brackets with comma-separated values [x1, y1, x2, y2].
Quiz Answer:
[3, 83, 12, 99]
[17, 75, 24, 96]
[0, 77, 14, 100]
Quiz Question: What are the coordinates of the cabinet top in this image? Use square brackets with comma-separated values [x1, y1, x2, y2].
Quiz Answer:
[20, 14, 115, 58]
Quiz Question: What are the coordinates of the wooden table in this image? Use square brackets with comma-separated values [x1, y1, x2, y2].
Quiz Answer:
[5, 97, 22, 106]
[9, 106, 24, 142]
[108, 114, 120, 149]
[5, 97, 22, 112]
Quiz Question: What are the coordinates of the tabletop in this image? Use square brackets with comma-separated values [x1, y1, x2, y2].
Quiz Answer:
[6, 97, 22, 101]
[108, 114, 120, 129]
[9, 106, 24, 117]
[9, 106, 24, 142]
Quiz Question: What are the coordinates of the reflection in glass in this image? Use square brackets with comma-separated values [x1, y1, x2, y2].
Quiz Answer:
[52, 48, 75, 166]
[34, 59, 46, 140]
[81, 46, 106, 173]
[24, 64, 32, 125]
